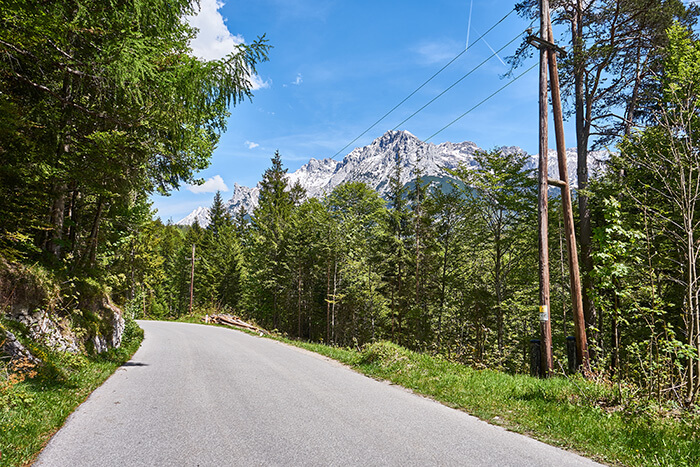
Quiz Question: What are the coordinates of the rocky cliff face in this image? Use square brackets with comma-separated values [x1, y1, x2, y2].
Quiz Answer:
[0, 259, 125, 363]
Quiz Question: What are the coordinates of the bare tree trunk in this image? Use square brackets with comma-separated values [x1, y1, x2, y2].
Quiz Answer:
[297, 267, 302, 338]
[572, 0, 597, 357]
[326, 261, 331, 343]
[437, 225, 451, 353]
[189, 243, 195, 315]
[686, 226, 700, 405]
[47, 67, 75, 258]
[331, 261, 338, 345]
[494, 216, 504, 356]
[48, 183, 68, 257]
[610, 282, 620, 377]
[67, 184, 79, 257]
[85, 198, 104, 268]
[686, 231, 696, 404]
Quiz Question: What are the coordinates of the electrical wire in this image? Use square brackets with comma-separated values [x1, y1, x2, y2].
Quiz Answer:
[390, 29, 526, 132]
[344, 61, 538, 185]
[328, 7, 516, 161]
[425, 62, 538, 143]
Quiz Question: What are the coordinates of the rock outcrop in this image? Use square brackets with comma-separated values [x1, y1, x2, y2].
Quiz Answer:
[0, 259, 125, 360]
[0, 326, 41, 364]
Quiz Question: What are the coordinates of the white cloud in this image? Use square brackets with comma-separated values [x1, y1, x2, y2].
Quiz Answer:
[245, 141, 260, 149]
[185, 0, 268, 90]
[293, 73, 303, 85]
[186, 175, 229, 194]
[249, 74, 271, 90]
[185, 0, 243, 61]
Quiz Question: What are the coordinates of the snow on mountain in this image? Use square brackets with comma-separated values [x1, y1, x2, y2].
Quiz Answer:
[176, 130, 609, 225]
[323, 130, 476, 197]
[287, 157, 340, 198]
[541, 148, 608, 186]
[225, 182, 260, 215]
[176, 206, 210, 227]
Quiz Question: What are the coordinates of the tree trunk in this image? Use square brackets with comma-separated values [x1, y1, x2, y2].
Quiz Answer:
[67, 184, 79, 258]
[326, 261, 331, 343]
[47, 183, 68, 257]
[331, 261, 338, 345]
[495, 217, 503, 356]
[86, 198, 104, 268]
[438, 225, 450, 353]
[297, 267, 302, 338]
[573, 0, 597, 358]
[610, 286, 620, 377]
[47, 67, 75, 258]
[686, 226, 700, 405]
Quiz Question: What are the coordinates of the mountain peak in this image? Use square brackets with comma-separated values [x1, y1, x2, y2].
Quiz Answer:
[176, 131, 609, 225]
[373, 130, 420, 150]
[176, 206, 210, 226]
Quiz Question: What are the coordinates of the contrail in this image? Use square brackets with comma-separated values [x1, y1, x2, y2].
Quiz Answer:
[466, 0, 474, 49]
[472, 26, 508, 67]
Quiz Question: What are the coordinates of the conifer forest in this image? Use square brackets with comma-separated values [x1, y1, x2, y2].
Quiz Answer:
[3, 0, 700, 410]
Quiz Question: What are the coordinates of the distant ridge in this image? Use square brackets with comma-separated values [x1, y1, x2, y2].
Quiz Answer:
[177, 130, 607, 226]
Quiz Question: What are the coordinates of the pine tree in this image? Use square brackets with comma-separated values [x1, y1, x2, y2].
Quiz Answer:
[249, 151, 296, 330]
[0, 0, 269, 272]
[448, 149, 537, 365]
[385, 148, 411, 345]
[513, 0, 699, 356]
[208, 191, 230, 240]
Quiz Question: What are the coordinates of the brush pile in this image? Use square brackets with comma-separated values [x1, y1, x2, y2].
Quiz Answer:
[205, 314, 268, 335]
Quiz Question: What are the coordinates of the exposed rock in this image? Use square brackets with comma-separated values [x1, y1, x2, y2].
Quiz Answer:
[7, 307, 80, 354]
[177, 130, 613, 225]
[92, 335, 108, 354]
[104, 298, 125, 349]
[1, 258, 125, 357]
[89, 305, 124, 354]
[0, 327, 41, 364]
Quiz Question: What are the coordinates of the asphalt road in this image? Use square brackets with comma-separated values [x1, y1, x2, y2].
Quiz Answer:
[35, 320, 603, 466]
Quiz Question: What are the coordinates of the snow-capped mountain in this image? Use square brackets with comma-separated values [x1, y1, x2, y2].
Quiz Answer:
[225, 182, 260, 215]
[176, 205, 210, 226]
[177, 130, 607, 226]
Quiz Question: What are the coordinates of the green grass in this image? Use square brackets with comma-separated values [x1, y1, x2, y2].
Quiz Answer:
[0, 319, 143, 467]
[278, 339, 700, 467]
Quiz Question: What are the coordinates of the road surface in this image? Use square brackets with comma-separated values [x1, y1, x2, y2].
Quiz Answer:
[36, 320, 602, 466]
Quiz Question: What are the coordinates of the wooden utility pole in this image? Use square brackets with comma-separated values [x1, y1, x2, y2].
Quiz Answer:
[546, 18, 590, 373]
[528, 0, 591, 375]
[537, 0, 553, 377]
[189, 243, 195, 315]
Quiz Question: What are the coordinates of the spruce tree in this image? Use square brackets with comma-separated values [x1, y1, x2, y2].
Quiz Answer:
[207, 191, 230, 240]
[250, 151, 295, 330]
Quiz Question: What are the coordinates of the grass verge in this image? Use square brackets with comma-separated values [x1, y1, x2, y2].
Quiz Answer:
[0, 318, 143, 467]
[277, 339, 699, 467]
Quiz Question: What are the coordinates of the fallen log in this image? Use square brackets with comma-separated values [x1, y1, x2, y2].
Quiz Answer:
[206, 314, 269, 335]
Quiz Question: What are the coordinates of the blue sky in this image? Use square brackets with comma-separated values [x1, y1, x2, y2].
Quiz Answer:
[152, 0, 572, 223]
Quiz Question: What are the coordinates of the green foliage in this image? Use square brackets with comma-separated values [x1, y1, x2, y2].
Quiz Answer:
[597, 22, 700, 404]
[0, 2, 268, 459]
[0, 0, 269, 287]
[446, 149, 538, 369]
[325, 182, 389, 345]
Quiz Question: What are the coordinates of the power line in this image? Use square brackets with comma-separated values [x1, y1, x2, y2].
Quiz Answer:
[345, 62, 538, 185]
[390, 29, 527, 132]
[329, 7, 516, 161]
[425, 62, 539, 143]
